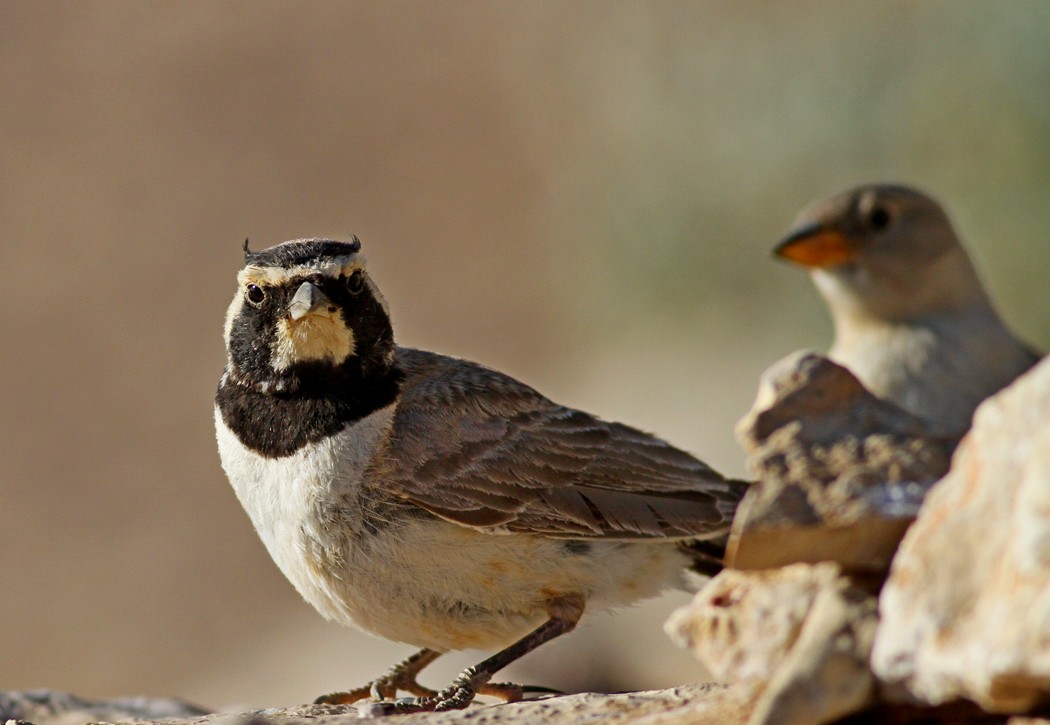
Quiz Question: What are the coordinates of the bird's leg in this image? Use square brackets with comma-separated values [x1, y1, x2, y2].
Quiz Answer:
[313, 648, 442, 705]
[376, 594, 584, 715]
[431, 598, 582, 712]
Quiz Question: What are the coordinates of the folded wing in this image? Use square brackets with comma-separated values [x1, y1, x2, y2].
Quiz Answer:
[382, 348, 746, 540]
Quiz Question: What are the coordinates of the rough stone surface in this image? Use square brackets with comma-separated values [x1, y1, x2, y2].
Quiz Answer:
[11, 688, 1047, 725]
[0, 686, 752, 725]
[728, 350, 955, 574]
[872, 355, 1050, 713]
[666, 562, 877, 725]
[0, 690, 208, 725]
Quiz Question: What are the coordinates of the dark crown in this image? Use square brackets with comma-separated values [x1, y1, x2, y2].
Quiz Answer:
[242, 236, 362, 268]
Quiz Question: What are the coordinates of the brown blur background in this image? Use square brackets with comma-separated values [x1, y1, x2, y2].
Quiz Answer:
[2, 1, 1049, 710]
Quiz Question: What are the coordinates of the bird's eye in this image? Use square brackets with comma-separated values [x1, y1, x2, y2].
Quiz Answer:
[346, 271, 365, 295]
[868, 205, 892, 231]
[245, 284, 266, 305]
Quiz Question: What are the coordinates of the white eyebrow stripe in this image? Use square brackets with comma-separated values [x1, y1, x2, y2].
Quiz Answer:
[237, 255, 366, 286]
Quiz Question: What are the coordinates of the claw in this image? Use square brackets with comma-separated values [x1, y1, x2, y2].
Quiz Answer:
[314, 648, 442, 706]
[518, 684, 564, 695]
[317, 609, 578, 714]
[477, 681, 524, 702]
[432, 678, 476, 711]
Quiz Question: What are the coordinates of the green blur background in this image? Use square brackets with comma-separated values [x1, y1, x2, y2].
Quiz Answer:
[2, 1, 1047, 709]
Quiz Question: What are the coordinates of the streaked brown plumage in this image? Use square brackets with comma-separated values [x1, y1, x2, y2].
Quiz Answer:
[215, 238, 746, 713]
[385, 348, 737, 537]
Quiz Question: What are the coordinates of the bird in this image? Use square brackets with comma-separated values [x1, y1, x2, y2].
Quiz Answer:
[773, 183, 1040, 439]
[214, 237, 748, 713]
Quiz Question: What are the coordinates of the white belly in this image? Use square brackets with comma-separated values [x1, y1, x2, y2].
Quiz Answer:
[215, 403, 688, 652]
[337, 518, 689, 651]
[214, 403, 395, 625]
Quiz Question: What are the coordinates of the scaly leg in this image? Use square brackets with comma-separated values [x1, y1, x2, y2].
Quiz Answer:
[374, 594, 584, 715]
[314, 648, 442, 705]
[431, 618, 575, 711]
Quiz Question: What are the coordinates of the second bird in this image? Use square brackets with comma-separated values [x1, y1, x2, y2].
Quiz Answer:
[775, 183, 1040, 438]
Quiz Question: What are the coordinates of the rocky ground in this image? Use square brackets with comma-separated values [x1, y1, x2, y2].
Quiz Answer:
[5, 351, 1050, 725]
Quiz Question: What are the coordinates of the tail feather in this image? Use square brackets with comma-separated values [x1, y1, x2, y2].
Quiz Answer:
[679, 535, 729, 578]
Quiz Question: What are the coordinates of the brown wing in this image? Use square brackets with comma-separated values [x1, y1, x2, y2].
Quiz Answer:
[380, 348, 746, 540]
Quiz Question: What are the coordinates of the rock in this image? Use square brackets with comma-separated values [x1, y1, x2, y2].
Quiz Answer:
[665, 562, 877, 725]
[0, 686, 753, 725]
[0, 690, 208, 725]
[872, 355, 1050, 713]
[728, 351, 954, 575]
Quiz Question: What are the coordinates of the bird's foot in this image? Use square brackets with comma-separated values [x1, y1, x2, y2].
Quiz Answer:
[350, 668, 505, 715]
[313, 649, 440, 705]
[430, 669, 480, 712]
[354, 678, 560, 717]
[314, 676, 437, 707]
[321, 615, 575, 714]
[359, 667, 483, 713]
[428, 668, 561, 710]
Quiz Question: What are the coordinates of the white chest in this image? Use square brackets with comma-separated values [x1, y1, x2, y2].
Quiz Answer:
[829, 311, 1031, 436]
[213, 403, 395, 620]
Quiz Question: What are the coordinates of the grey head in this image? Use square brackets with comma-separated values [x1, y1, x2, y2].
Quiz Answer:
[774, 184, 988, 322]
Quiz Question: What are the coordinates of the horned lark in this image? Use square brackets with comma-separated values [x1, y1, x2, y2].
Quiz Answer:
[214, 238, 746, 712]
[775, 184, 1040, 438]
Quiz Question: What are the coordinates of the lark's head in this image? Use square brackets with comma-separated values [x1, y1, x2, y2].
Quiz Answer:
[774, 184, 985, 321]
[223, 237, 394, 393]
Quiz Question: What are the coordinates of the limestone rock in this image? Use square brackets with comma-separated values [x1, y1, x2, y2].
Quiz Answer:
[0, 686, 753, 725]
[872, 355, 1050, 713]
[0, 690, 208, 725]
[665, 563, 877, 725]
[728, 350, 954, 574]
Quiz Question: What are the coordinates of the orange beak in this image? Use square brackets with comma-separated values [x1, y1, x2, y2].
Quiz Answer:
[773, 223, 857, 268]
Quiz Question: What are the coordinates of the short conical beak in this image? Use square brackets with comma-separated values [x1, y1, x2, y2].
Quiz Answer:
[288, 281, 331, 321]
[773, 222, 857, 268]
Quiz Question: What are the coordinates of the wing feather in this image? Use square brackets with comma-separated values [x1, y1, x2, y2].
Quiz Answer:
[380, 348, 747, 540]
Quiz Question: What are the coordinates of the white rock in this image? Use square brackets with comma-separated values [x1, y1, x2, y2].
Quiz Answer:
[872, 355, 1050, 713]
[666, 563, 876, 725]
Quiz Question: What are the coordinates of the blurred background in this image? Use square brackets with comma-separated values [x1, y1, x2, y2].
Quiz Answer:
[2, 0, 1048, 710]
